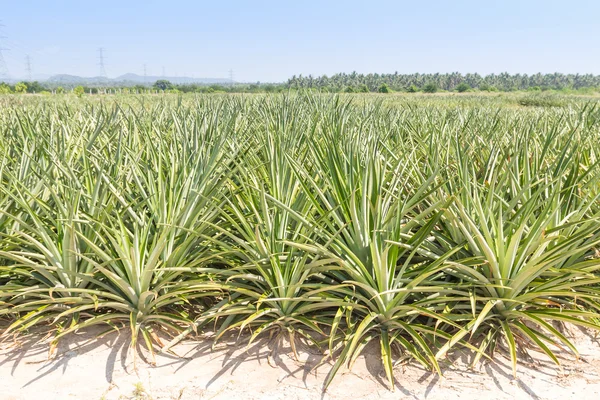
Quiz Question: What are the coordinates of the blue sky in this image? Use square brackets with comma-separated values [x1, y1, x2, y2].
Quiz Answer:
[1, 0, 599, 82]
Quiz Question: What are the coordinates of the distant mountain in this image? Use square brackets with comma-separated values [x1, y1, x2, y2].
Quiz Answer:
[32, 73, 54, 81]
[115, 73, 229, 84]
[1, 73, 54, 82]
[44, 73, 230, 86]
[47, 74, 111, 84]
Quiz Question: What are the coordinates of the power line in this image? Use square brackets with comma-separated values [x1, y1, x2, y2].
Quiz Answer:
[0, 21, 10, 80]
[0, 46, 8, 80]
[25, 54, 32, 81]
[97, 47, 107, 77]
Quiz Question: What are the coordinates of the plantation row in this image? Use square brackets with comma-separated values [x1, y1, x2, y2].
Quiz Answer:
[1, 94, 600, 389]
[288, 72, 600, 92]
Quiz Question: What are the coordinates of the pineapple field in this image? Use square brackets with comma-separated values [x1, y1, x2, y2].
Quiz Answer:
[1, 93, 600, 396]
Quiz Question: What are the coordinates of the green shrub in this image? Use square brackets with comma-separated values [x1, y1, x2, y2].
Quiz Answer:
[15, 82, 27, 94]
[456, 82, 470, 93]
[73, 86, 85, 97]
[378, 83, 391, 93]
[154, 80, 173, 91]
[0, 83, 12, 94]
[423, 82, 438, 93]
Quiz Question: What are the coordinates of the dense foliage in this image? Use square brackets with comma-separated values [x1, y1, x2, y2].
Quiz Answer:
[288, 72, 600, 92]
[1, 94, 600, 390]
[4, 71, 600, 95]
[0, 80, 289, 94]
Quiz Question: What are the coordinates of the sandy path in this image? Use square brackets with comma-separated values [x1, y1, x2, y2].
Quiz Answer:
[1, 326, 600, 400]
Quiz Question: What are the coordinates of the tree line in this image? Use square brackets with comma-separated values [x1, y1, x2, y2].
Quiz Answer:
[0, 80, 289, 95]
[3, 72, 600, 95]
[287, 72, 600, 92]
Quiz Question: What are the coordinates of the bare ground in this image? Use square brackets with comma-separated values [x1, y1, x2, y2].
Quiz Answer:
[1, 325, 600, 400]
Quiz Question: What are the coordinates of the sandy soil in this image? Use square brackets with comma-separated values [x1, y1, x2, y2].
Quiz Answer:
[1, 325, 600, 400]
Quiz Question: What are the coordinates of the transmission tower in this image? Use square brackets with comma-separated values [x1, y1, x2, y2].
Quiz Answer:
[97, 47, 107, 77]
[162, 66, 165, 77]
[228, 69, 234, 85]
[143, 64, 147, 84]
[25, 55, 32, 81]
[0, 22, 10, 80]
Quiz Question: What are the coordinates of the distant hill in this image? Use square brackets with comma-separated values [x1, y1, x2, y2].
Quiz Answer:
[44, 73, 231, 86]
[47, 74, 111, 84]
[115, 73, 229, 85]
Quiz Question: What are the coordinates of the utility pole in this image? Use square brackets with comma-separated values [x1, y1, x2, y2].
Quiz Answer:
[25, 55, 32, 81]
[0, 22, 10, 80]
[97, 47, 107, 77]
